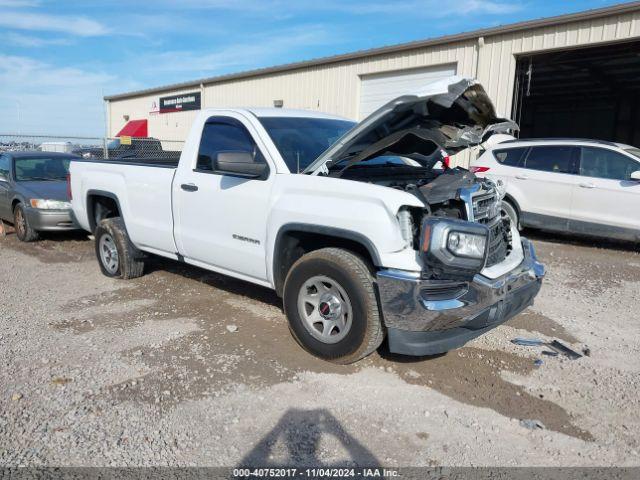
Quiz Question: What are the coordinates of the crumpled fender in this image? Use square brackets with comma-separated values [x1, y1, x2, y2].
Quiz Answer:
[265, 173, 424, 285]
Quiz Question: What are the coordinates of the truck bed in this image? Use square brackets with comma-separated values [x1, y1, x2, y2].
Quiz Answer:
[72, 155, 180, 168]
[70, 158, 179, 256]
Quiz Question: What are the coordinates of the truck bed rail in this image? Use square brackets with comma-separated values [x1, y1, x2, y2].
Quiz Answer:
[71, 156, 180, 168]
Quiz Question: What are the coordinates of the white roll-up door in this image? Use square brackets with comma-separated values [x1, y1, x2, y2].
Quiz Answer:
[358, 64, 457, 119]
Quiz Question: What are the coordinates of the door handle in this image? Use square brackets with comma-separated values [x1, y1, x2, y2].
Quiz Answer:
[180, 183, 199, 192]
[515, 174, 528, 180]
[579, 182, 595, 189]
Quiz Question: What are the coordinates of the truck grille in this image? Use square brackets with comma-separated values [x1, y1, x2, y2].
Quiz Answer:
[471, 188, 510, 268]
[472, 192, 499, 224]
[486, 219, 509, 267]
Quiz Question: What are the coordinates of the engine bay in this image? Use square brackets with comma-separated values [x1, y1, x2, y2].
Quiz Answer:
[330, 157, 513, 274]
[331, 158, 475, 219]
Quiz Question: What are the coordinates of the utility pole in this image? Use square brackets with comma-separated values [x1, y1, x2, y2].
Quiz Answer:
[16, 101, 21, 136]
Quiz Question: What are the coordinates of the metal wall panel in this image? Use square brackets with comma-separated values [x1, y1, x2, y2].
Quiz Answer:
[108, 87, 202, 141]
[202, 41, 477, 122]
[107, 40, 477, 141]
[107, 9, 640, 168]
[477, 10, 640, 118]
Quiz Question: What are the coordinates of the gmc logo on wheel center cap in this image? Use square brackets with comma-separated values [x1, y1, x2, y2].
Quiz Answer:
[319, 302, 331, 317]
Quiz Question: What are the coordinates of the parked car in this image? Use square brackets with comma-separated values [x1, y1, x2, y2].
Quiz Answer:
[471, 138, 640, 242]
[0, 151, 79, 242]
[70, 77, 544, 363]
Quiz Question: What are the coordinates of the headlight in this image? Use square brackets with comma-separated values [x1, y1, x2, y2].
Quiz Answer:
[397, 208, 413, 248]
[447, 231, 486, 259]
[421, 217, 489, 279]
[30, 199, 71, 210]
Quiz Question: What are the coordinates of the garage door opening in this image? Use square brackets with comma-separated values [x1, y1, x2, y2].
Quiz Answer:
[512, 40, 640, 147]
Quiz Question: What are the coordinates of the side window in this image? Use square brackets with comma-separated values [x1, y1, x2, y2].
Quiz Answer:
[524, 146, 576, 174]
[579, 147, 639, 181]
[196, 118, 266, 172]
[0, 155, 10, 181]
[493, 147, 528, 167]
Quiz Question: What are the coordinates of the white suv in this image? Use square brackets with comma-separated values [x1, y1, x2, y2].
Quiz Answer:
[471, 139, 640, 242]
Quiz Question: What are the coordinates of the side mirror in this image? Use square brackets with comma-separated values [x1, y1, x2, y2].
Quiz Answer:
[630, 170, 640, 181]
[214, 151, 268, 178]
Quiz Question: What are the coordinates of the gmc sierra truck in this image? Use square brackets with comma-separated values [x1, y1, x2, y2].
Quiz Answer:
[70, 77, 545, 363]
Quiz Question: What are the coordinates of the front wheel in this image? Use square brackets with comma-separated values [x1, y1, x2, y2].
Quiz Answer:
[502, 200, 521, 231]
[13, 204, 39, 242]
[283, 248, 384, 364]
[94, 217, 145, 279]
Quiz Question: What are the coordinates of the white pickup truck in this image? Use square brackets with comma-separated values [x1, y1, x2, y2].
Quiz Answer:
[70, 77, 545, 363]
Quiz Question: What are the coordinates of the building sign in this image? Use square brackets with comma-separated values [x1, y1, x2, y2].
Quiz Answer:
[150, 99, 159, 115]
[159, 92, 201, 114]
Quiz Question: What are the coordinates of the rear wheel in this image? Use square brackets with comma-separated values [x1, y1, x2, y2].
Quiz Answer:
[283, 248, 384, 364]
[13, 204, 39, 242]
[94, 217, 145, 279]
[502, 200, 520, 231]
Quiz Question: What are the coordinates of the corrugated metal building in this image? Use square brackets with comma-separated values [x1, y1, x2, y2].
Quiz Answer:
[105, 2, 640, 165]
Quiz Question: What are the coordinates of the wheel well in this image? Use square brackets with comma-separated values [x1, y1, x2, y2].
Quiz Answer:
[274, 229, 378, 297]
[503, 194, 521, 215]
[11, 199, 21, 211]
[88, 194, 121, 231]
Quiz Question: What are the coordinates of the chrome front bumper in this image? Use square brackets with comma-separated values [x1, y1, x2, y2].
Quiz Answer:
[377, 238, 545, 356]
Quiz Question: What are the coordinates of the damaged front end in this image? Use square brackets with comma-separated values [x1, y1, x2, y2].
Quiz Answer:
[305, 76, 518, 176]
[378, 175, 545, 357]
[307, 77, 519, 281]
[305, 76, 544, 356]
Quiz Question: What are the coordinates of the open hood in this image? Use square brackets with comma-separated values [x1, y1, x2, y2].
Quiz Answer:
[305, 76, 518, 174]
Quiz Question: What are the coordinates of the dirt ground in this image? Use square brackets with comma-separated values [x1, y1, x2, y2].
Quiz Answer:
[1, 226, 639, 467]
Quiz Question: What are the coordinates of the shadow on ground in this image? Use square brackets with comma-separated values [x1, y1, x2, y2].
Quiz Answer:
[238, 408, 379, 467]
[523, 228, 639, 253]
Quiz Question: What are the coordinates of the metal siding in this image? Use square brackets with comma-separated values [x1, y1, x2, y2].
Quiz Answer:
[477, 10, 640, 124]
[198, 40, 476, 122]
[108, 88, 199, 140]
[109, 40, 477, 140]
[108, 10, 640, 167]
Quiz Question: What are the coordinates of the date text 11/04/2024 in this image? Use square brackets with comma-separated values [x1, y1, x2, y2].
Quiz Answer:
[232, 468, 399, 478]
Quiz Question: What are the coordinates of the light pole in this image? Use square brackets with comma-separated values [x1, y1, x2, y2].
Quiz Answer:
[16, 101, 21, 136]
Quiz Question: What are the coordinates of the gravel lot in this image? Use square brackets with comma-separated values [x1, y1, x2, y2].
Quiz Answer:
[1, 226, 639, 467]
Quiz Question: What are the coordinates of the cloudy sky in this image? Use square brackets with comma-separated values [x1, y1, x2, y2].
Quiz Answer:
[0, 0, 625, 136]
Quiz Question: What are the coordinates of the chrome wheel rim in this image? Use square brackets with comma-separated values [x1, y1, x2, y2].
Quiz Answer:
[297, 275, 352, 344]
[502, 203, 518, 229]
[99, 234, 119, 274]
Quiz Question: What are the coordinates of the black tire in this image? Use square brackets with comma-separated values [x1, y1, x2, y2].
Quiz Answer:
[502, 199, 521, 231]
[283, 248, 384, 364]
[94, 217, 145, 279]
[13, 203, 39, 242]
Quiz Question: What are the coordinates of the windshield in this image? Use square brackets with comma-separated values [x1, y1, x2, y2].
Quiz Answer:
[258, 117, 355, 173]
[625, 148, 640, 160]
[14, 157, 71, 181]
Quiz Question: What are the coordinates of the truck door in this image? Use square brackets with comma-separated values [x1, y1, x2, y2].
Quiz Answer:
[172, 115, 273, 283]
